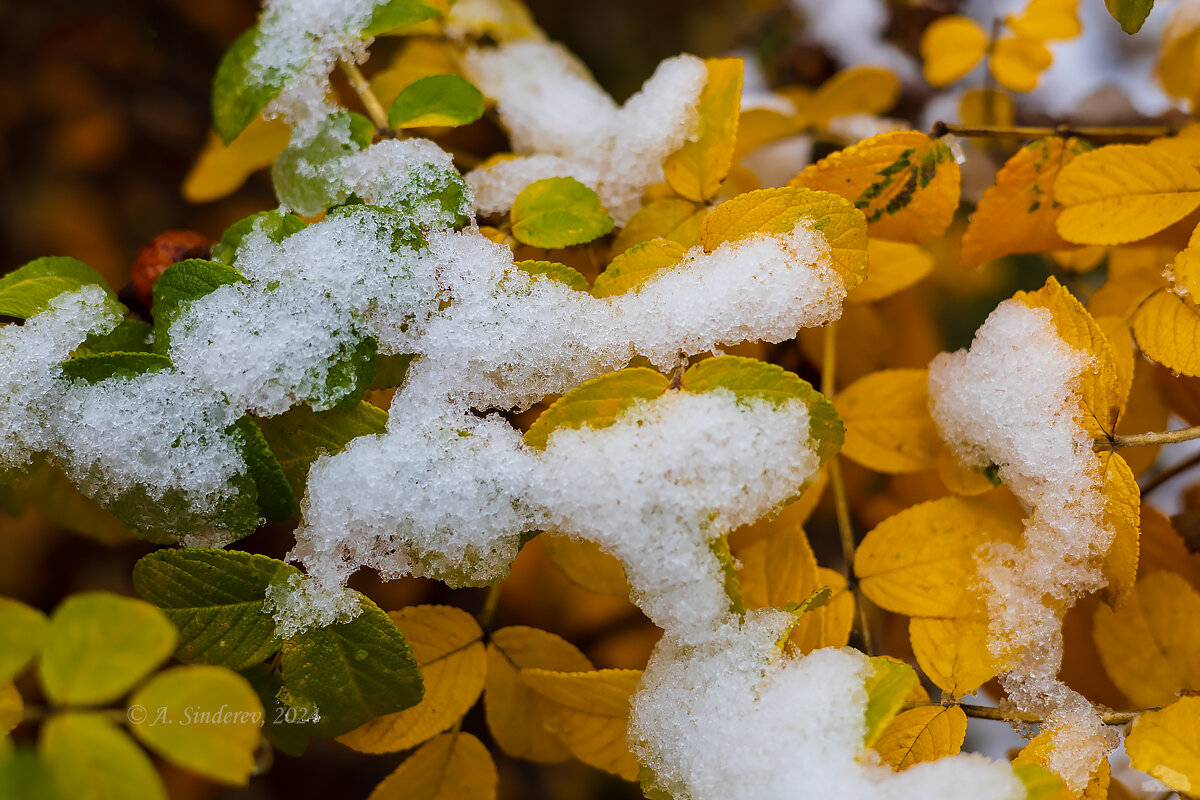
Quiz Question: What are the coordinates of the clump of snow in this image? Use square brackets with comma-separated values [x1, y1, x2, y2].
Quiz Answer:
[342, 139, 472, 230]
[463, 42, 708, 224]
[264, 571, 363, 639]
[928, 300, 1117, 789]
[630, 610, 1025, 800]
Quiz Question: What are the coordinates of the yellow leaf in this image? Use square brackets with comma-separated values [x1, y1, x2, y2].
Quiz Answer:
[1098, 451, 1140, 607]
[339, 606, 486, 753]
[522, 668, 641, 780]
[1093, 571, 1200, 707]
[936, 445, 999, 497]
[369, 39, 460, 108]
[182, 117, 292, 203]
[612, 198, 702, 254]
[539, 535, 629, 596]
[1088, 272, 1164, 322]
[1007, 0, 1082, 41]
[920, 16, 988, 87]
[1132, 289, 1200, 376]
[872, 705, 967, 770]
[1054, 145, 1200, 245]
[959, 89, 1016, 128]
[855, 491, 1025, 617]
[960, 138, 1091, 269]
[1174, 242, 1200, 300]
[1126, 696, 1200, 795]
[1014, 730, 1110, 800]
[789, 568, 855, 653]
[485, 626, 592, 762]
[730, 470, 828, 551]
[1148, 124, 1200, 167]
[738, 517, 819, 610]
[1139, 506, 1200, 590]
[851, 240, 933, 303]
[369, 731, 497, 800]
[1016, 277, 1124, 438]
[701, 186, 869, 290]
[1159, 21, 1200, 109]
[1051, 246, 1106, 273]
[591, 239, 687, 298]
[734, 108, 801, 161]
[0, 684, 21, 737]
[1114, 357, 1170, 477]
[835, 368, 941, 473]
[910, 615, 997, 697]
[805, 66, 901, 130]
[663, 58, 743, 202]
[990, 36, 1053, 93]
[1097, 316, 1135, 408]
[789, 131, 961, 245]
[444, 0, 541, 42]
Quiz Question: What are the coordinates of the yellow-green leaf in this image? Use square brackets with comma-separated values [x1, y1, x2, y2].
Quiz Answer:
[863, 656, 919, 747]
[856, 491, 1025, 617]
[522, 668, 642, 780]
[485, 626, 593, 763]
[0, 684, 21, 737]
[515, 260, 589, 292]
[790, 131, 961, 245]
[835, 368, 941, 473]
[701, 186, 868, 290]
[39, 592, 177, 707]
[960, 138, 1091, 269]
[1093, 570, 1200, 707]
[0, 598, 46, 684]
[663, 58, 743, 202]
[872, 705, 967, 769]
[524, 368, 669, 450]
[920, 15, 988, 87]
[41, 712, 166, 800]
[1015, 764, 1067, 800]
[338, 605, 486, 753]
[387, 74, 484, 129]
[369, 731, 497, 800]
[1055, 145, 1200, 245]
[1014, 730, 1110, 800]
[127, 665, 262, 785]
[1126, 696, 1200, 795]
[591, 239, 687, 298]
[510, 177, 614, 249]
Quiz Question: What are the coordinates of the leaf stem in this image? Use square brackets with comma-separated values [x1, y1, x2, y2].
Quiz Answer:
[822, 323, 874, 655]
[930, 121, 1172, 142]
[338, 59, 391, 135]
[1097, 425, 1200, 450]
[476, 582, 503, 630]
[913, 701, 1147, 726]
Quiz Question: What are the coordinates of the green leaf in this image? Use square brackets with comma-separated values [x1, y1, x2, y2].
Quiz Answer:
[281, 595, 423, 738]
[682, 356, 845, 464]
[151, 258, 246, 355]
[363, 0, 443, 35]
[510, 177, 615, 249]
[1105, 0, 1154, 33]
[272, 112, 374, 216]
[211, 210, 307, 266]
[388, 75, 484, 129]
[258, 401, 388, 504]
[75, 319, 153, 356]
[231, 416, 294, 523]
[132, 548, 297, 670]
[40, 713, 167, 800]
[514, 260, 589, 291]
[523, 368, 670, 450]
[211, 25, 295, 145]
[242, 663, 310, 756]
[38, 592, 178, 706]
[128, 666, 263, 786]
[0, 598, 47, 684]
[591, 239, 686, 298]
[322, 332, 379, 411]
[0, 748, 67, 800]
[370, 353, 415, 390]
[1013, 764, 1066, 800]
[0, 257, 115, 319]
[60, 352, 173, 384]
[862, 656, 919, 747]
[22, 464, 138, 545]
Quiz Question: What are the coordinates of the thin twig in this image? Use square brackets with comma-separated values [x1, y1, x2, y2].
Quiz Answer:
[338, 59, 391, 134]
[1097, 425, 1200, 450]
[822, 324, 874, 655]
[1141, 450, 1200, 497]
[476, 583, 503, 630]
[931, 121, 1172, 142]
[913, 702, 1148, 726]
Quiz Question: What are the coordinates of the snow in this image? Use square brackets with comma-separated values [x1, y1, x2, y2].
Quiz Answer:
[928, 300, 1117, 789]
[463, 42, 707, 224]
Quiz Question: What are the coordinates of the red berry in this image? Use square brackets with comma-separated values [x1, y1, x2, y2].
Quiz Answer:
[131, 230, 211, 310]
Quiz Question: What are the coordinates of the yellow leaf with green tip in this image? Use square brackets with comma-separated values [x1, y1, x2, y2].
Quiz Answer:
[862, 656, 919, 747]
[592, 239, 687, 298]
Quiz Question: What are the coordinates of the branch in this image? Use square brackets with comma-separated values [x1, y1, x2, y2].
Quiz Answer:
[822, 324, 874, 655]
[931, 121, 1173, 142]
[1096, 425, 1200, 450]
[904, 701, 1146, 726]
[338, 59, 391, 135]
[1141, 450, 1200, 497]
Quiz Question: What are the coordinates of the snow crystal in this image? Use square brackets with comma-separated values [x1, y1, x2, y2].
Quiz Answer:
[463, 42, 707, 223]
[264, 571, 363, 639]
[342, 139, 473, 230]
[928, 300, 1117, 789]
[630, 611, 1026, 800]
